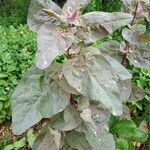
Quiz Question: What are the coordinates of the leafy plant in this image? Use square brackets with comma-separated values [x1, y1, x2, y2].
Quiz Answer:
[0, 25, 36, 123]
[11, 0, 150, 149]
[0, 0, 31, 26]
[0, 128, 37, 150]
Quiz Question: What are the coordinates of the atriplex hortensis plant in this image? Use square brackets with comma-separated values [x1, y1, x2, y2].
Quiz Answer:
[11, 0, 150, 149]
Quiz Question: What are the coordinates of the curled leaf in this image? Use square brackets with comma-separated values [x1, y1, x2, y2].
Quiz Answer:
[27, 0, 62, 32]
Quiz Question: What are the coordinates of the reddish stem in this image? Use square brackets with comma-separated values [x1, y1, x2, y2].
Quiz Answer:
[121, 42, 129, 65]
[121, 1, 139, 65]
[70, 94, 76, 106]
[131, 1, 139, 26]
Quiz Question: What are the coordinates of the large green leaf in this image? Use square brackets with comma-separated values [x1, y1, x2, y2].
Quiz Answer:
[78, 12, 133, 33]
[63, 52, 125, 116]
[27, 0, 62, 32]
[132, 128, 148, 142]
[36, 22, 74, 69]
[110, 120, 136, 140]
[65, 131, 90, 150]
[77, 122, 115, 150]
[12, 66, 70, 135]
[50, 106, 82, 131]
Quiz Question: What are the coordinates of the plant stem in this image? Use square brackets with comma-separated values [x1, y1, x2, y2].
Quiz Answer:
[121, 1, 139, 65]
[70, 94, 76, 106]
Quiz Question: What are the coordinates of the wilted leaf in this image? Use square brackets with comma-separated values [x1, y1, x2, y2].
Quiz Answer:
[77, 122, 115, 150]
[50, 106, 82, 131]
[128, 85, 145, 102]
[78, 12, 133, 33]
[27, 0, 62, 32]
[63, 52, 124, 116]
[36, 22, 74, 69]
[12, 66, 70, 135]
[66, 131, 90, 150]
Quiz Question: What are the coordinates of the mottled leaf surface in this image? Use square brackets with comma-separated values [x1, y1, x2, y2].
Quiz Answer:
[63, 52, 124, 116]
[78, 12, 133, 33]
[12, 66, 70, 134]
[77, 122, 115, 150]
[36, 22, 74, 69]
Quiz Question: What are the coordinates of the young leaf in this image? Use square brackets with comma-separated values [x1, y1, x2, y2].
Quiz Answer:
[63, 52, 124, 116]
[78, 12, 133, 33]
[12, 66, 70, 135]
[116, 138, 129, 150]
[62, 0, 91, 21]
[65, 131, 90, 150]
[27, 129, 37, 148]
[36, 22, 74, 69]
[50, 105, 82, 131]
[27, 0, 62, 32]
[77, 122, 115, 150]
